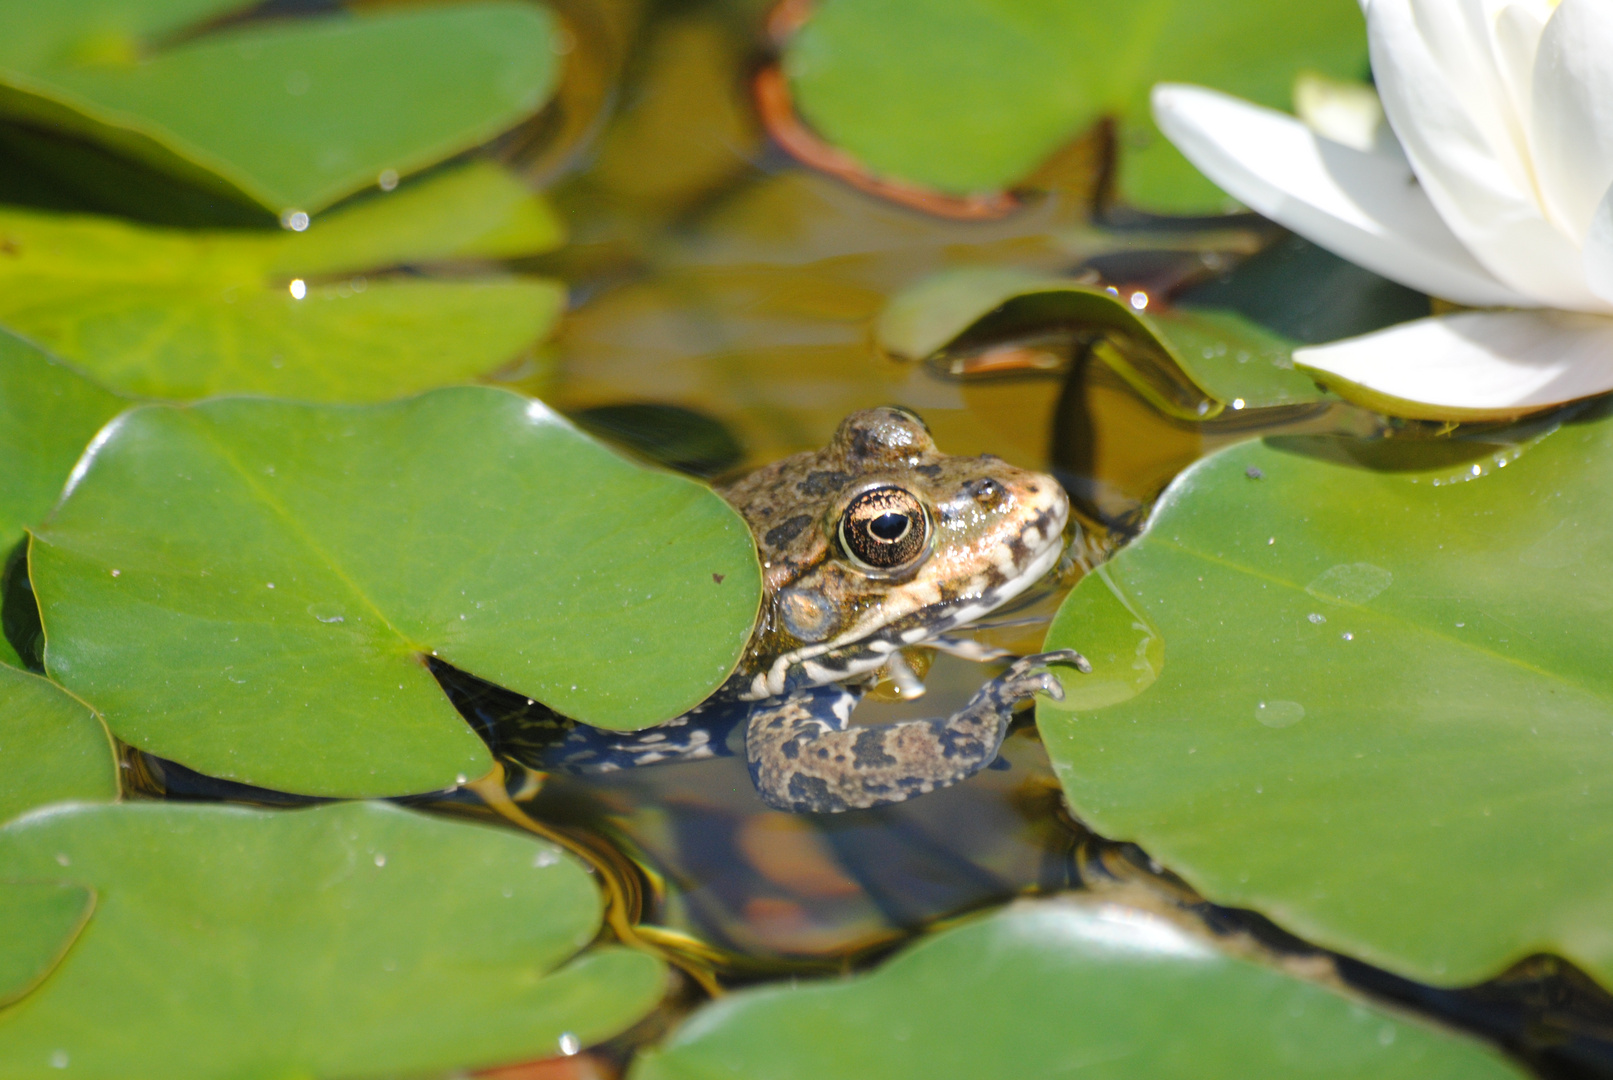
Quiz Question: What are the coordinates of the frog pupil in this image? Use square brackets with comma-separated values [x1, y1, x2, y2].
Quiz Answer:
[869, 512, 909, 541]
[838, 486, 929, 570]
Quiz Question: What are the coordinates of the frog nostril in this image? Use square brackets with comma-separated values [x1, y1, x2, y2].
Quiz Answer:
[966, 478, 1004, 506]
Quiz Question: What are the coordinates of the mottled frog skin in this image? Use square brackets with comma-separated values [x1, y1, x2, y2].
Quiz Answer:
[549, 407, 1087, 813]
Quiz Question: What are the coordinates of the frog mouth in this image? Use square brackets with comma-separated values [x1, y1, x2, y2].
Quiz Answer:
[746, 491, 1069, 698]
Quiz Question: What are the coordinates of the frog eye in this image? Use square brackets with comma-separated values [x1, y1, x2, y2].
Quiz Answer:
[839, 486, 929, 571]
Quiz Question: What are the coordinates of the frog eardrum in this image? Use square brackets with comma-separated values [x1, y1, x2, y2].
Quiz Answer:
[838, 485, 929, 570]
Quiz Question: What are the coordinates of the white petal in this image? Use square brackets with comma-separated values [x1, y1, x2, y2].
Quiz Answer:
[1151, 84, 1531, 308]
[1586, 182, 1613, 307]
[1294, 310, 1613, 416]
[1529, 0, 1613, 239]
[1369, 0, 1598, 307]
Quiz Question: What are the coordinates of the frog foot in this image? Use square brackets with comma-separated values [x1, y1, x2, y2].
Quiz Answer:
[746, 649, 1089, 814]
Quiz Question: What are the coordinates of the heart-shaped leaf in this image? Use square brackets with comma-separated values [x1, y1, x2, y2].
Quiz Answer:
[0, 664, 117, 820]
[0, 801, 667, 1079]
[876, 267, 1324, 418]
[0, 1, 562, 215]
[31, 387, 762, 797]
[630, 900, 1523, 1080]
[0, 883, 95, 1010]
[1040, 408, 1613, 988]
[783, 0, 1366, 211]
[0, 162, 566, 402]
[0, 331, 124, 564]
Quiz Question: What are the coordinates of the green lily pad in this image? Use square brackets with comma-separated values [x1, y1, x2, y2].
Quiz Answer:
[0, 1, 562, 215]
[784, 0, 1366, 211]
[1039, 408, 1613, 988]
[875, 267, 1324, 418]
[0, 882, 95, 1009]
[0, 161, 566, 402]
[0, 800, 667, 1079]
[0, 330, 124, 564]
[31, 387, 762, 797]
[0, 664, 117, 821]
[630, 900, 1523, 1080]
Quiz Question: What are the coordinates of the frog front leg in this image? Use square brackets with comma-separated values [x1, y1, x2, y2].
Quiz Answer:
[746, 649, 1090, 813]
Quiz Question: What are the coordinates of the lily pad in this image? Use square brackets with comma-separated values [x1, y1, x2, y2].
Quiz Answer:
[0, 882, 95, 1009]
[0, 664, 117, 821]
[0, 330, 124, 561]
[0, 800, 668, 1079]
[630, 900, 1523, 1080]
[30, 387, 761, 797]
[876, 266, 1324, 417]
[0, 1, 562, 215]
[1039, 406, 1613, 988]
[0, 161, 566, 401]
[784, 0, 1366, 211]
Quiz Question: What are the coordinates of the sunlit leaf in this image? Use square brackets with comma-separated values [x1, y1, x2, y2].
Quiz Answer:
[0, 664, 116, 820]
[1040, 406, 1613, 987]
[0, 801, 667, 1079]
[630, 901, 1523, 1080]
[0, 1, 562, 215]
[784, 0, 1365, 211]
[31, 387, 762, 797]
[0, 162, 566, 401]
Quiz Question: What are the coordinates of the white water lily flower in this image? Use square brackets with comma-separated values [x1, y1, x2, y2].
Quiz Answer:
[1152, 0, 1613, 418]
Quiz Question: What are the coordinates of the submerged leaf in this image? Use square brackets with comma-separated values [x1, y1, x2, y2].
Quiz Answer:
[0, 801, 667, 1079]
[630, 900, 1523, 1080]
[0, 163, 566, 401]
[31, 387, 761, 797]
[0, 1, 562, 214]
[1040, 406, 1613, 988]
[784, 0, 1366, 211]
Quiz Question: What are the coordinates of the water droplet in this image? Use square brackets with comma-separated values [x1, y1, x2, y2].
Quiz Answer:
[1307, 613, 1325, 624]
[266, 582, 276, 589]
[1378, 1025, 1396, 1046]
[289, 279, 307, 300]
[534, 849, 560, 868]
[378, 169, 399, 191]
[308, 602, 345, 624]
[1256, 700, 1305, 728]
[55, 853, 70, 866]
[455, 774, 468, 785]
[1128, 290, 1148, 310]
[502, 886, 513, 898]
[350, 276, 366, 293]
[50, 1051, 68, 1069]
[109, 569, 120, 577]
[373, 853, 386, 867]
[1470, 464, 1482, 476]
[1231, 398, 1245, 410]
[281, 210, 309, 232]
[558, 1032, 580, 1056]
[1266, 537, 1276, 545]
[1342, 632, 1354, 641]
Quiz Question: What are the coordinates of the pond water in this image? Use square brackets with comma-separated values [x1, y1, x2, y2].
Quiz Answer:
[5, 0, 1613, 1078]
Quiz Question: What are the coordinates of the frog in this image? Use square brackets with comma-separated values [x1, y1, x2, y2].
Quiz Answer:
[537, 406, 1088, 814]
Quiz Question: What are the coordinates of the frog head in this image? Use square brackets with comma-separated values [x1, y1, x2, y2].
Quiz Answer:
[721, 407, 1069, 699]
